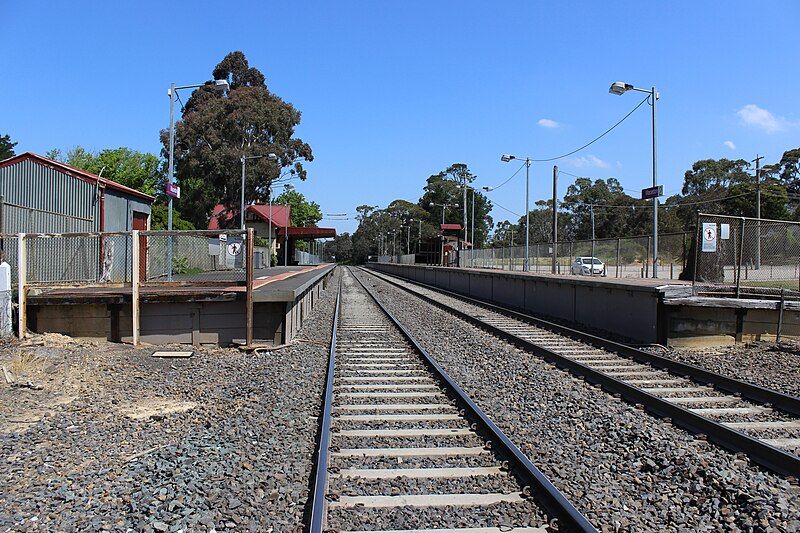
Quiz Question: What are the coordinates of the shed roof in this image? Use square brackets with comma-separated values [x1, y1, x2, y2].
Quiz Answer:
[209, 203, 291, 230]
[0, 152, 155, 202]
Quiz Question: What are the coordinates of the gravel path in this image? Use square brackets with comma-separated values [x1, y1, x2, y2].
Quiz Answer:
[1, 268, 340, 532]
[646, 341, 800, 398]
[355, 268, 800, 531]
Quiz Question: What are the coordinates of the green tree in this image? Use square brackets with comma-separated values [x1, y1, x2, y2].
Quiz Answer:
[561, 177, 640, 240]
[275, 185, 322, 227]
[0, 134, 17, 160]
[165, 51, 313, 228]
[324, 233, 353, 263]
[150, 204, 196, 230]
[418, 163, 493, 247]
[681, 158, 751, 196]
[45, 146, 161, 195]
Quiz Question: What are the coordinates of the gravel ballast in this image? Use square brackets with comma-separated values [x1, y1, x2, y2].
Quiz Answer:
[355, 268, 800, 531]
[646, 341, 800, 398]
[1, 269, 340, 532]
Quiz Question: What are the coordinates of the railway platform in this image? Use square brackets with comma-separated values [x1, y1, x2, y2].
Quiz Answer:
[369, 264, 800, 346]
[26, 264, 335, 346]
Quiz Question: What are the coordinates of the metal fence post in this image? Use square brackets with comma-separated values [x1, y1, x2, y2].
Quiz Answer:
[616, 238, 621, 278]
[131, 230, 140, 346]
[17, 234, 26, 339]
[736, 218, 745, 298]
[246, 227, 255, 347]
[693, 213, 701, 292]
[645, 236, 651, 278]
[590, 236, 596, 277]
[777, 288, 785, 343]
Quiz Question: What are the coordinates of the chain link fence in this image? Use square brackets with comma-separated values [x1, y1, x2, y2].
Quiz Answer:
[694, 213, 800, 294]
[25, 232, 133, 286]
[461, 231, 692, 279]
[142, 230, 249, 285]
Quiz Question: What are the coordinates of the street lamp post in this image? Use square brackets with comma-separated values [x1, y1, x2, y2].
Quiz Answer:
[500, 154, 531, 271]
[166, 78, 229, 280]
[609, 81, 659, 278]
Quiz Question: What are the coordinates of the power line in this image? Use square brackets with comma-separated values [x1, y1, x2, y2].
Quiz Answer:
[490, 200, 523, 218]
[484, 161, 527, 190]
[529, 95, 650, 162]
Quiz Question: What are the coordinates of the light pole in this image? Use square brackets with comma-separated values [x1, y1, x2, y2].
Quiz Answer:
[240, 153, 278, 230]
[165, 78, 228, 280]
[609, 81, 659, 277]
[500, 154, 531, 271]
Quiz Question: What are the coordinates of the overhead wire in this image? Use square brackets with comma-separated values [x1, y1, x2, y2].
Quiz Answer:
[528, 95, 651, 162]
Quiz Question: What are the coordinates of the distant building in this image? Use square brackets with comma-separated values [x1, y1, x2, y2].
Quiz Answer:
[208, 203, 335, 266]
[0, 152, 154, 234]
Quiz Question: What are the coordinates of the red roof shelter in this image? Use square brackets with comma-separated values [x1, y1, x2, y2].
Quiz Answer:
[209, 203, 335, 265]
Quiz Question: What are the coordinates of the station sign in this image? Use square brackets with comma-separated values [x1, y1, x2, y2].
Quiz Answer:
[641, 185, 663, 200]
[165, 183, 181, 199]
[701, 222, 717, 252]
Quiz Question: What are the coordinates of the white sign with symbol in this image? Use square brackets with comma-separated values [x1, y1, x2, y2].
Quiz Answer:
[720, 223, 730, 240]
[226, 242, 242, 256]
[701, 222, 717, 252]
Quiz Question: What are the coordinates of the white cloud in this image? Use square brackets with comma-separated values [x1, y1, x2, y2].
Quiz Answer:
[723, 140, 736, 150]
[570, 154, 610, 169]
[736, 104, 788, 133]
[537, 118, 560, 128]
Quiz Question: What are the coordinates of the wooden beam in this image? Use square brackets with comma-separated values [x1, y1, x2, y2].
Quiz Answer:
[246, 227, 254, 347]
[131, 230, 140, 346]
[17, 234, 26, 339]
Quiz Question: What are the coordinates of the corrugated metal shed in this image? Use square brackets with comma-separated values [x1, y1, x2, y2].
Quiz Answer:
[0, 152, 154, 234]
[0, 152, 155, 283]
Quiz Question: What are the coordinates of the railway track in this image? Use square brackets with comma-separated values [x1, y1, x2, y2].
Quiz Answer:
[359, 266, 800, 478]
[309, 268, 595, 533]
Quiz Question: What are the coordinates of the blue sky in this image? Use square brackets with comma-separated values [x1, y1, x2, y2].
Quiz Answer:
[2, 1, 798, 234]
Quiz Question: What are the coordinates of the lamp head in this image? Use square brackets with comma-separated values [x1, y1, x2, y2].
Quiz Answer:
[213, 79, 230, 93]
[267, 153, 278, 161]
[500, 154, 515, 162]
[609, 81, 632, 95]
[429, 202, 435, 207]
[482, 186, 493, 192]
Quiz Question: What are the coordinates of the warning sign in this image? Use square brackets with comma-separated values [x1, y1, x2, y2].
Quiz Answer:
[227, 242, 243, 256]
[701, 223, 717, 252]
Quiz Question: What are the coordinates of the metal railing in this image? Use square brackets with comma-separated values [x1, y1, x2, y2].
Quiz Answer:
[461, 231, 692, 280]
[693, 213, 800, 295]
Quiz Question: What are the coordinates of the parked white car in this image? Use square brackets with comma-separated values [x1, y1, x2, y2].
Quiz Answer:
[571, 256, 606, 276]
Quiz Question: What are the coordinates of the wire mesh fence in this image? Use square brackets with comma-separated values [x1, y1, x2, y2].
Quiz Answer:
[694, 213, 800, 293]
[25, 232, 133, 286]
[141, 230, 249, 285]
[461, 232, 692, 279]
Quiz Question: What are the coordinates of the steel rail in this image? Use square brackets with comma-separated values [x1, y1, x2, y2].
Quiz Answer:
[349, 267, 597, 532]
[308, 275, 341, 533]
[361, 267, 800, 478]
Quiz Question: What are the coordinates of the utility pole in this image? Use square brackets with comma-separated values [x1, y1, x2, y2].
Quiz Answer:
[753, 154, 764, 270]
[462, 177, 468, 249]
[524, 159, 530, 271]
[552, 165, 558, 273]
